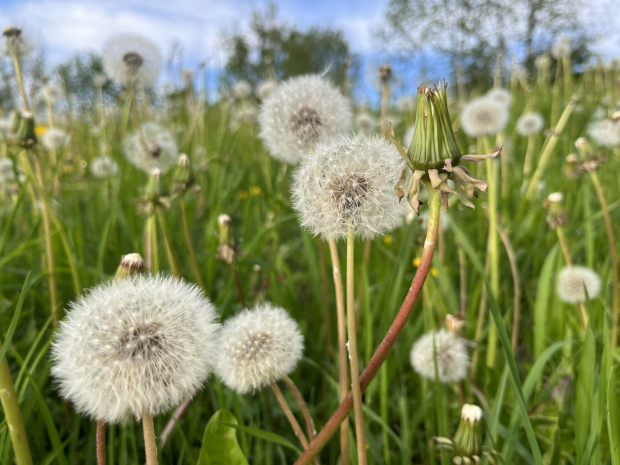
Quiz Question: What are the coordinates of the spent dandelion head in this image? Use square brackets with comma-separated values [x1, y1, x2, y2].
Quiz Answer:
[557, 266, 601, 304]
[34, 82, 65, 107]
[460, 96, 509, 137]
[90, 156, 119, 179]
[51, 274, 220, 424]
[485, 87, 511, 108]
[2, 25, 34, 57]
[234, 80, 253, 99]
[389, 81, 502, 215]
[409, 328, 469, 383]
[103, 34, 161, 87]
[258, 74, 352, 164]
[123, 122, 179, 173]
[292, 132, 404, 241]
[42, 128, 69, 151]
[588, 117, 620, 148]
[355, 113, 376, 134]
[543, 192, 568, 229]
[215, 303, 304, 394]
[552, 35, 572, 59]
[516, 112, 545, 136]
[256, 80, 277, 100]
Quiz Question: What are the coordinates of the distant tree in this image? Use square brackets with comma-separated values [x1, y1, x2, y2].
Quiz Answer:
[222, 3, 356, 90]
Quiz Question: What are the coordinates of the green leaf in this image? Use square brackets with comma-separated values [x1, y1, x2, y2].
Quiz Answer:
[608, 366, 620, 465]
[198, 410, 248, 465]
[534, 245, 559, 359]
[575, 326, 595, 464]
[215, 421, 302, 455]
[0, 272, 31, 365]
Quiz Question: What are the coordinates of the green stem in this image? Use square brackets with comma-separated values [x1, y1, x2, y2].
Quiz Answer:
[156, 210, 181, 277]
[346, 226, 367, 465]
[11, 51, 30, 112]
[0, 341, 33, 465]
[180, 197, 204, 288]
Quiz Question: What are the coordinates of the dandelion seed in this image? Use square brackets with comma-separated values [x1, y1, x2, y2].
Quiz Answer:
[42, 128, 69, 150]
[215, 303, 304, 394]
[557, 266, 601, 304]
[461, 97, 509, 137]
[258, 75, 352, 164]
[410, 329, 469, 383]
[90, 156, 119, 179]
[52, 275, 220, 423]
[516, 112, 544, 136]
[103, 34, 161, 87]
[292, 133, 404, 241]
[123, 123, 179, 173]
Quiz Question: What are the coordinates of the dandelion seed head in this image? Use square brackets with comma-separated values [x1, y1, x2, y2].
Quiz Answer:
[258, 75, 352, 164]
[35, 83, 65, 107]
[552, 35, 572, 59]
[516, 112, 544, 136]
[256, 80, 277, 100]
[2, 25, 34, 56]
[90, 156, 119, 179]
[460, 97, 509, 137]
[94, 74, 108, 88]
[355, 113, 376, 134]
[557, 266, 601, 304]
[42, 128, 69, 151]
[292, 133, 404, 241]
[410, 329, 469, 383]
[485, 88, 511, 107]
[588, 119, 620, 148]
[123, 123, 178, 173]
[103, 34, 161, 87]
[215, 304, 303, 394]
[234, 80, 253, 99]
[52, 275, 220, 423]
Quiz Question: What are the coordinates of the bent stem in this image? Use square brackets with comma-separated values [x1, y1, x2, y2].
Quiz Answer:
[588, 171, 619, 347]
[96, 420, 106, 465]
[283, 376, 316, 443]
[270, 382, 310, 450]
[160, 396, 193, 447]
[180, 197, 204, 288]
[0, 341, 33, 465]
[294, 185, 441, 465]
[346, 226, 367, 465]
[327, 239, 350, 465]
[142, 413, 158, 465]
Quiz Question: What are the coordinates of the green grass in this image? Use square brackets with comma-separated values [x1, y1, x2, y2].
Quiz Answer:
[0, 61, 619, 464]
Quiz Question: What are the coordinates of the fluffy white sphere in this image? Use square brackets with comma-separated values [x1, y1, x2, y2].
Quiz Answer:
[516, 112, 545, 136]
[256, 80, 277, 100]
[103, 34, 161, 87]
[35, 83, 65, 107]
[292, 133, 404, 241]
[410, 329, 469, 383]
[552, 35, 572, 59]
[355, 113, 376, 134]
[460, 97, 509, 137]
[234, 80, 253, 99]
[557, 266, 602, 304]
[123, 122, 179, 173]
[485, 88, 511, 108]
[396, 95, 415, 113]
[215, 303, 304, 394]
[52, 275, 220, 423]
[42, 128, 70, 150]
[258, 75, 353, 164]
[2, 26, 34, 57]
[588, 119, 620, 148]
[90, 156, 119, 179]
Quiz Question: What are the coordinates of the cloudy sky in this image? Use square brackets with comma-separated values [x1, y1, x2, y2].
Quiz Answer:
[0, 0, 618, 74]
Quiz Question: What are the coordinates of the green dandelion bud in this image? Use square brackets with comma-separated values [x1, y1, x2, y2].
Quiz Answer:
[137, 168, 171, 215]
[544, 192, 568, 229]
[16, 111, 36, 148]
[453, 404, 483, 458]
[171, 153, 195, 195]
[389, 80, 501, 214]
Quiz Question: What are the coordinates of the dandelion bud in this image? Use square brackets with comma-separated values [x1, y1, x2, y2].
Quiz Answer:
[544, 192, 568, 229]
[16, 112, 37, 148]
[389, 80, 501, 214]
[171, 154, 194, 195]
[378, 64, 392, 85]
[453, 404, 483, 458]
[137, 169, 170, 216]
[115, 253, 146, 280]
[218, 214, 232, 245]
[445, 314, 465, 335]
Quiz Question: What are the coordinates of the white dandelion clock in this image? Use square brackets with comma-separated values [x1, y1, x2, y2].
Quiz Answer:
[42, 128, 70, 151]
[516, 112, 545, 136]
[103, 34, 161, 87]
[355, 113, 376, 134]
[552, 35, 571, 59]
[2, 26, 34, 57]
[410, 329, 469, 383]
[557, 266, 601, 304]
[90, 156, 119, 179]
[215, 304, 304, 394]
[588, 119, 620, 148]
[94, 74, 108, 88]
[461, 97, 509, 137]
[123, 123, 179, 173]
[35, 82, 65, 107]
[51, 275, 220, 423]
[256, 80, 277, 100]
[396, 95, 415, 113]
[485, 88, 511, 108]
[234, 80, 253, 99]
[292, 133, 404, 241]
[258, 75, 353, 164]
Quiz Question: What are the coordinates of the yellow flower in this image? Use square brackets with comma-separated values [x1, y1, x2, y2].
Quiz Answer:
[35, 125, 47, 136]
[250, 186, 262, 196]
[430, 267, 439, 278]
[238, 190, 249, 200]
[382, 235, 393, 246]
[412, 257, 421, 267]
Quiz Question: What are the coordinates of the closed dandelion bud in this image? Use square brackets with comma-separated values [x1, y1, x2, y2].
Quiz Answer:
[453, 405, 483, 458]
[544, 192, 568, 229]
[16, 111, 37, 148]
[115, 253, 147, 280]
[137, 169, 170, 215]
[171, 154, 194, 195]
[216, 214, 234, 264]
[445, 314, 465, 335]
[389, 81, 501, 214]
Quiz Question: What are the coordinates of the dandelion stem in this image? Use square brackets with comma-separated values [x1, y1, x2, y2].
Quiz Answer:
[156, 210, 181, 277]
[270, 382, 310, 450]
[294, 184, 441, 465]
[96, 420, 106, 465]
[346, 226, 367, 465]
[160, 396, 193, 447]
[588, 171, 619, 346]
[556, 226, 588, 332]
[11, 51, 30, 113]
[0, 341, 33, 465]
[282, 376, 317, 445]
[142, 413, 158, 465]
[497, 226, 521, 351]
[180, 197, 204, 288]
[316, 239, 332, 357]
[327, 239, 350, 465]
[521, 134, 535, 187]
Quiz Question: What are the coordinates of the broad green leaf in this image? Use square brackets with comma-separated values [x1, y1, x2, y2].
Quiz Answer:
[198, 409, 248, 465]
